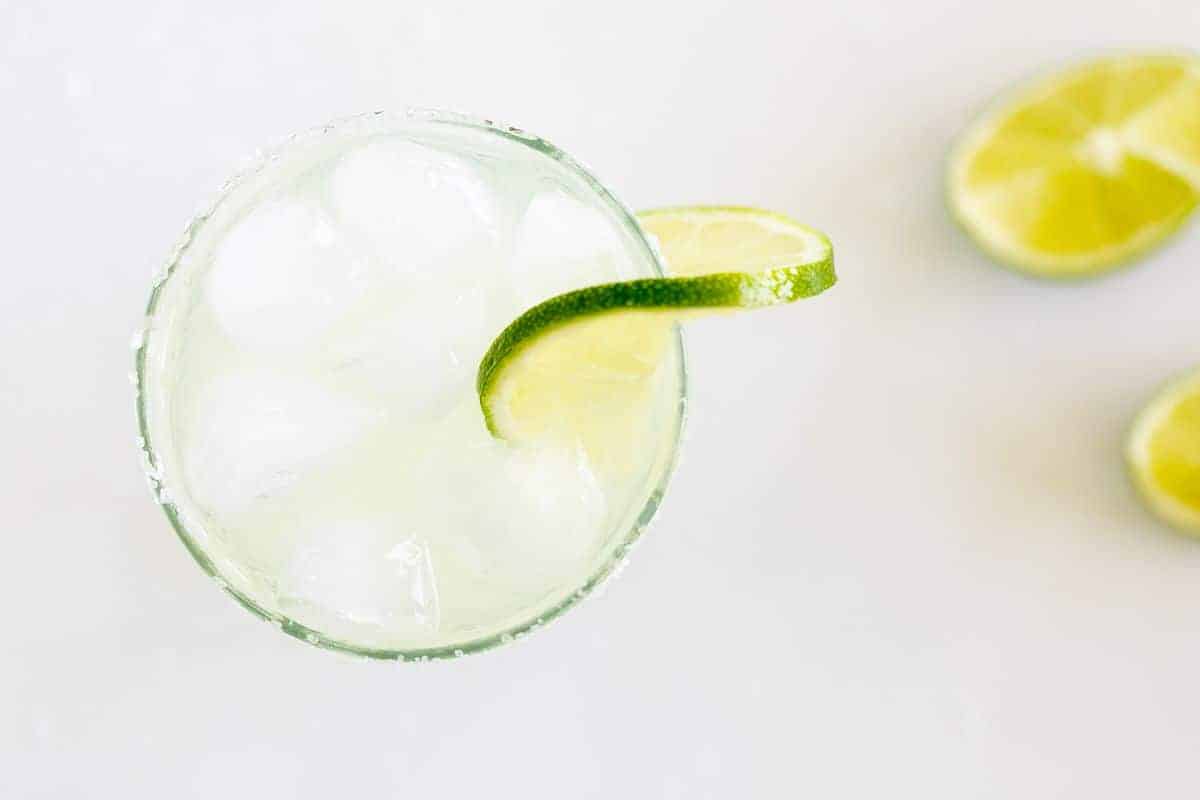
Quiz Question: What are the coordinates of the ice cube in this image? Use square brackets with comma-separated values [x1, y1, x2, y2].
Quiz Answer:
[279, 520, 440, 632]
[324, 283, 494, 417]
[383, 404, 611, 627]
[468, 444, 609, 590]
[206, 197, 370, 354]
[510, 189, 636, 309]
[182, 371, 377, 519]
[329, 139, 501, 285]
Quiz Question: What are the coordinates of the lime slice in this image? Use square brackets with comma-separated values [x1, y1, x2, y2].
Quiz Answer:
[948, 53, 1200, 278]
[477, 207, 834, 457]
[1127, 369, 1200, 534]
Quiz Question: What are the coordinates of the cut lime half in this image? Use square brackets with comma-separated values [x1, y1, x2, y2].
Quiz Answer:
[948, 52, 1200, 279]
[477, 207, 834, 459]
[1128, 369, 1200, 535]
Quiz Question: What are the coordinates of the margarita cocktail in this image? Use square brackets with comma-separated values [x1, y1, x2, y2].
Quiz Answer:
[137, 110, 834, 659]
[137, 111, 685, 657]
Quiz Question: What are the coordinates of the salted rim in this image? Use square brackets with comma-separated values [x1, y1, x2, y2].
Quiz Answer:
[132, 108, 688, 661]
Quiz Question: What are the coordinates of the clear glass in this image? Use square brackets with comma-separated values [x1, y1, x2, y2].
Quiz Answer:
[134, 109, 687, 661]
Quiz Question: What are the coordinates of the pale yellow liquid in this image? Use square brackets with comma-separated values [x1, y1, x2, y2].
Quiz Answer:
[139, 114, 682, 653]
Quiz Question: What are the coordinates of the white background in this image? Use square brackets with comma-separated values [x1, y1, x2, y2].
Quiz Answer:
[4, 1, 1200, 796]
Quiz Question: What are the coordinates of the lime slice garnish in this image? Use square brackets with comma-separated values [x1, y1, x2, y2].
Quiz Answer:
[477, 207, 834, 456]
[1128, 369, 1200, 535]
[948, 52, 1200, 279]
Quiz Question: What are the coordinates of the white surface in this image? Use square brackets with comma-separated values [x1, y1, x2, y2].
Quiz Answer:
[3, 1, 1200, 796]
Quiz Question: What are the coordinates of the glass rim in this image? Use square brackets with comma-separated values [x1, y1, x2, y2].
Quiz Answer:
[133, 107, 688, 662]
